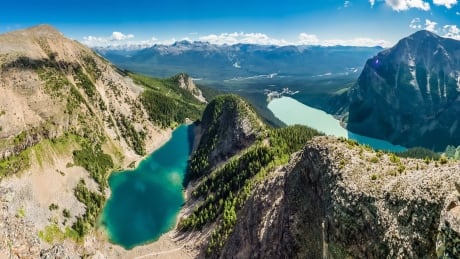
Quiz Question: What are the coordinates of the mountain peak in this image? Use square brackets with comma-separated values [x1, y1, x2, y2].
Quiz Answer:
[408, 30, 440, 41]
[20, 24, 63, 38]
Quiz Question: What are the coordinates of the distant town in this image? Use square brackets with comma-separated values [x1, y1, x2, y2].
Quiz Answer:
[264, 88, 299, 102]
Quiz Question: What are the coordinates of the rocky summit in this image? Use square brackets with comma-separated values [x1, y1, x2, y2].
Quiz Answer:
[346, 30, 460, 150]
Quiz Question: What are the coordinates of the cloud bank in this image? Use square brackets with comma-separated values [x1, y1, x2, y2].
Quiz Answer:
[384, 0, 430, 11]
[433, 0, 457, 8]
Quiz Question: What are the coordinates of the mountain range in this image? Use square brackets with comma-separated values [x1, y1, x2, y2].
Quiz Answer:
[96, 41, 382, 84]
[1, 25, 460, 258]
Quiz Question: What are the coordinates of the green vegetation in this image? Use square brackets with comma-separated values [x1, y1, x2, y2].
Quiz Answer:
[16, 207, 25, 218]
[73, 142, 113, 190]
[130, 73, 205, 128]
[370, 156, 379, 163]
[62, 209, 71, 218]
[72, 179, 105, 238]
[37, 67, 71, 97]
[66, 85, 85, 114]
[198, 84, 222, 101]
[49, 203, 59, 211]
[0, 149, 30, 180]
[189, 95, 264, 180]
[73, 66, 96, 98]
[395, 147, 440, 160]
[82, 54, 102, 81]
[38, 223, 79, 243]
[180, 124, 322, 255]
[115, 114, 146, 155]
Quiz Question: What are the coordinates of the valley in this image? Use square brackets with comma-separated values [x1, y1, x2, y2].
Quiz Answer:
[1, 23, 460, 259]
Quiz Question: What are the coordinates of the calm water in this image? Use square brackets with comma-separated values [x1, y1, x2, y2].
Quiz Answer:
[268, 97, 406, 152]
[101, 124, 194, 249]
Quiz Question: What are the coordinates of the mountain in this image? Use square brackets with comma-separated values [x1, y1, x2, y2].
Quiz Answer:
[179, 95, 460, 258]
[221, 137, 460, 258]
[345, 30, 460, 150]
[96, 41, 382, 83]
[188, 95, 266, 180]
[0, 25, 205, 257]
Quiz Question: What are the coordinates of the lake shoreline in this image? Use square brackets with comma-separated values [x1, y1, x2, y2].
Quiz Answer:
[267, 96, 406, 152]
[92, 124, 199, 257]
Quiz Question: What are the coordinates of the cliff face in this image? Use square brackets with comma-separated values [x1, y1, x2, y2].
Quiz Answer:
[223, 136, 460, 258]
[177, 73, 206, 103]
[346, 30, 460, 150]
[189, 95, 265, 179]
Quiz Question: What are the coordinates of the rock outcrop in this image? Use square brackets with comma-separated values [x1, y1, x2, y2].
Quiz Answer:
[346, 30, 460, 150]
[177, 73, 206, 103]
[189, 94, 265, 179]
[222, 136, 460, 258]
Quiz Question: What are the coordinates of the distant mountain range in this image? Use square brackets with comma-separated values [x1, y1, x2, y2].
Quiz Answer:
[345, 30, 460, 150]
[95, 41, 382, 83]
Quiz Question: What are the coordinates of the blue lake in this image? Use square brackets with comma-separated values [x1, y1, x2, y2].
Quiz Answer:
[267, 97, 406, 152]
[101, 124, 194, 249]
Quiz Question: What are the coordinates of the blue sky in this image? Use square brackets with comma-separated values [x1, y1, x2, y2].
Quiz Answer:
[1, 0, 459, 47]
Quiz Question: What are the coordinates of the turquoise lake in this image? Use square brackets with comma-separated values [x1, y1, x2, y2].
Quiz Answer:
[101, 124, 194, 249]
[268, 97, 406, 152]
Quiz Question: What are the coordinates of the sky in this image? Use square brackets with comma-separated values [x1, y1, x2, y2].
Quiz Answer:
[1, 0, 459, 47]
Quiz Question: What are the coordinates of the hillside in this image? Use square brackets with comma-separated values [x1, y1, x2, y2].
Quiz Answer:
[345, 30, 460, 150]
[221, 137, 460, 258]
[178, 95, 460, 258]
[178, 94, 323, 256]
[0, 25, 205, 257]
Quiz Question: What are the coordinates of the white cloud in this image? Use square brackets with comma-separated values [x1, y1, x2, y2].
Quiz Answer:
[298, 33, 320, 45]
[369, 0, 376, 7]
[456, 11, 460, 15]
[199, 32, 289, 45]
[110, 32, 134, 41]
[322, 38, 392, 47]
[344, 1, 351, 8]
[425, 19, 438, 32]
[409, 18, 422, 29]
[384, 0, 430, 11]
[432, 0, 457, 8]
[83, 31, 136, 46]
[442, 25, 460, 40]
[82, 31, 391, 48]
[198, 32, 389, 47]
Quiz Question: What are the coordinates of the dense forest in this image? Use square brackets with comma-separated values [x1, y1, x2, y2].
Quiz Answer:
[130, 73, 205, 128]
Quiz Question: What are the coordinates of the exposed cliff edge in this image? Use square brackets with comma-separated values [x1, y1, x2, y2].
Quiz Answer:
[346, 30, 460, 150]
[222, 136, 460, 258]
[188, 94, 265, 179]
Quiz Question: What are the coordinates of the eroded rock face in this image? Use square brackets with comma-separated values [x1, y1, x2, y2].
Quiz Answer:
[177, 73, 206, 103]
[223, 136, 460, 258]
[346, 30, 460, 150]
[190, 95, 265, 178]
[437, 187, 460, 258]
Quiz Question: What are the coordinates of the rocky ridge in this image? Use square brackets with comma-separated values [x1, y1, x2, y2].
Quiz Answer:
[189, 94, 265, 179]
[222, 136, 460, 258]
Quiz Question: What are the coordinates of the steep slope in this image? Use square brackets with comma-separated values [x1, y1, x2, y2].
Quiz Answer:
[0, 25, 204, 257]
[179, 95, 322, 256]
[346, 30, 460, 150]
[188, 95, 266, 179]
[222, 137, 460, 258]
